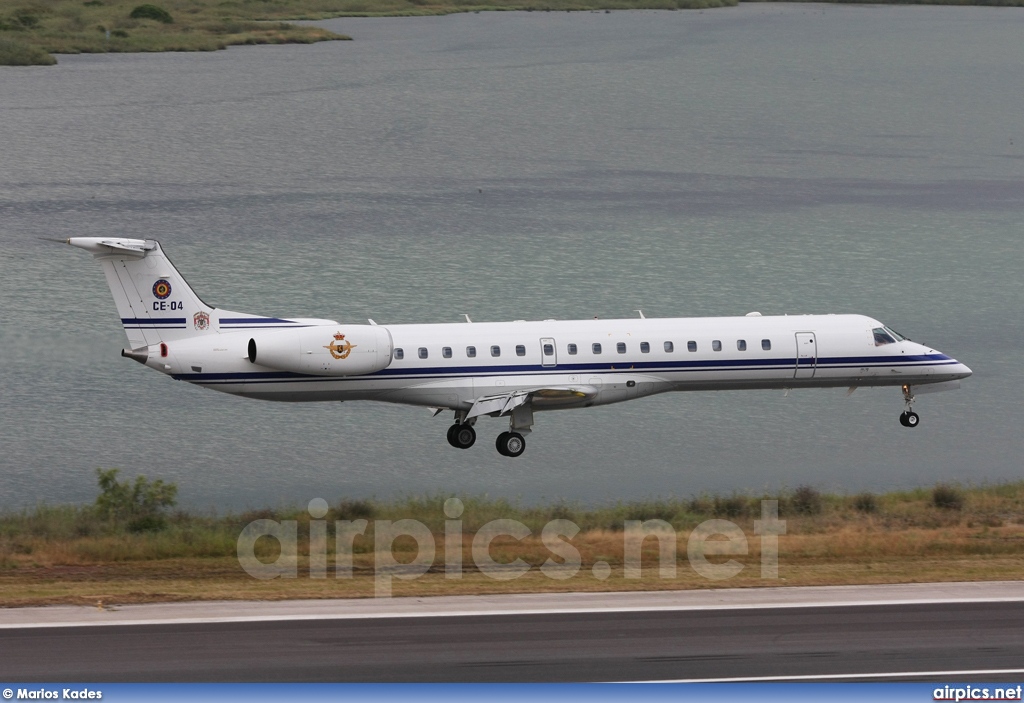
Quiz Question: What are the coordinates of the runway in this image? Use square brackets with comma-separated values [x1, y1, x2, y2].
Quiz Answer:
[2, 582, 1023, 682]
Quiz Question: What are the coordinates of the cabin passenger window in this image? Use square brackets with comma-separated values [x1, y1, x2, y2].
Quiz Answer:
[568, 343, 578, 355]
[762, 339, 771, 351]
[442, 347, 452, 359]
[394, 348, 404, 360]
[491, 345, 501, 357]
[687, 341, 697, 352]
[640, 342, 650, 354]
[592, 343, 602, 354]
[418, 347, 428, 359]
[466, 346, 477, 358]
[516, 345, 526, 357]
[737, 340, 747, 351]
[712, 340, 722, 352]
[617, 342, 626, 354]
[543, 343, 554, 356]
[664, 341, 674, 353]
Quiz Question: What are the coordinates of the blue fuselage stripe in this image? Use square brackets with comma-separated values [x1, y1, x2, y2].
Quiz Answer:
[122, 317, 186, 326]
[171, 354, 957, 385]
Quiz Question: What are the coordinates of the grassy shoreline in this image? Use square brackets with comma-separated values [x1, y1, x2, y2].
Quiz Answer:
[4, 0, 1024, 67]
[2, 482, 1022, 607]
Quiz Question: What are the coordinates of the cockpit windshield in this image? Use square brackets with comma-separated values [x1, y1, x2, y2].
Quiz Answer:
[873, 326, 908, 346]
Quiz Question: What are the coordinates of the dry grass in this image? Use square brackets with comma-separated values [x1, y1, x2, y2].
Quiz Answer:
[2, 483, 1024, 606]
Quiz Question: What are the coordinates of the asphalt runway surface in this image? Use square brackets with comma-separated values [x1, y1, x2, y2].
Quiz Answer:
[4, 583, 1024, 682]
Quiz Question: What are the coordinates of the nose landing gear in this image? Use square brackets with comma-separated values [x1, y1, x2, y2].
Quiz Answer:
[899, 410, 920, 427]
[899, 384, 920, 428]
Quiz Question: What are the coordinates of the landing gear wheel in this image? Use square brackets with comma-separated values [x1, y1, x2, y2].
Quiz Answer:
[496, 431, 526, 458]
[899, 411, 920, 428]
[448, 423, 476, 449]
[495, 432, 511, 456]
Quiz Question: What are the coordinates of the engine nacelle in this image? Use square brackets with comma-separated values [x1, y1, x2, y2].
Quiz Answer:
[247, 325, 393, 376]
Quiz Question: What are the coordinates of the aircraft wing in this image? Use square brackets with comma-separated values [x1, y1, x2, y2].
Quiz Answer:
[466, 385, 598, 419]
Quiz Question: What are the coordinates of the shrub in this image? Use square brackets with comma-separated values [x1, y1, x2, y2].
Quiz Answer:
[933, 484, 965, 511]
[0, 37, 56, 65]
[790, 485, 823, 516]
[95, 468, 178, 532]
[853, 492, 878, 514]
[713, 495, 748, 518]
[336, 498, 375, 520]
[13, 11, 41, 28]
[129, 4, 173, 23]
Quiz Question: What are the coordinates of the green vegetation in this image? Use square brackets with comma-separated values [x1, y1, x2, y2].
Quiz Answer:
[1, 478, 1024, 606]
[128, 4, 173, 23]
[94, 468, 178, 532]
[4, 0, 1023, 66]
[0, 36, 56, 64]
[0, 0, 354, 65]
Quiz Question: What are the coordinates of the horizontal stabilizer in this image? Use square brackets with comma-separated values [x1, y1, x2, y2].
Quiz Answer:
[67, 237, 155, 257]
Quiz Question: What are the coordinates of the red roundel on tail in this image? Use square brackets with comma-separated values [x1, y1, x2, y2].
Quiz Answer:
[153, 279, 172, 300]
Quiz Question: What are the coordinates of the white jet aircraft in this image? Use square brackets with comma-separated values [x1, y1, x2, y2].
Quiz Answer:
[67, 237, 972, 457]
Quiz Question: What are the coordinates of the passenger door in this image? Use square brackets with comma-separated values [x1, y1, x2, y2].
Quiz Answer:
[794, 332, 817, 379]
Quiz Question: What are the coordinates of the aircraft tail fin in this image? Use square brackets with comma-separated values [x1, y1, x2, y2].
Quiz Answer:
[67, 238, 214, 348]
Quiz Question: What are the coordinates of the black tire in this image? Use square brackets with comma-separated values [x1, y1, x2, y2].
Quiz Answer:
[495, 432, 511, 456]
[447, 424, 460, 447]
[905, 411, 920, 428]
[503, 432, 526, 458]
[899, 412, 910, 427]
[452, 423, 476, 449]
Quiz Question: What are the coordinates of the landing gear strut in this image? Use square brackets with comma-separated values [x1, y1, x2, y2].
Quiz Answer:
[899, 384, 920, 428]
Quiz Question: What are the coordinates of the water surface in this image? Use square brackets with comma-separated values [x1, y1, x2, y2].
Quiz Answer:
[1, 5, 1022, 509]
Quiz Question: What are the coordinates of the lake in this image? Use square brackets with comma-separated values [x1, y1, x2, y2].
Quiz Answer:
[1, 4, 1022, 509]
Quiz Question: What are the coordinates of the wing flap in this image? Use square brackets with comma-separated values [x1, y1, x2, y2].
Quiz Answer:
[466, 385, 598, 419]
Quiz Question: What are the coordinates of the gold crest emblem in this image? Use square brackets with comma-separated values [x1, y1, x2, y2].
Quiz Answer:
[324, 332, 357, 360]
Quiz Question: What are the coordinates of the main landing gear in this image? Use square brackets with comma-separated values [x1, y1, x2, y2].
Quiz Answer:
[899, 384, 920, 428]
[447, 407, 531, 457]
[447, 422, 528, 456]
[495, 431, 526, 458]
[446, 422, 476, 449]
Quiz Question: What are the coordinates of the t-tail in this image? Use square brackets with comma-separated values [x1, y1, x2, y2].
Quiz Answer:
[67, 238, 215, 357]
[66, 237, 389, 379]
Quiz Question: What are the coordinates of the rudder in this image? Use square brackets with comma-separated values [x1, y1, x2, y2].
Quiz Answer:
[68, 237, 214, 348]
